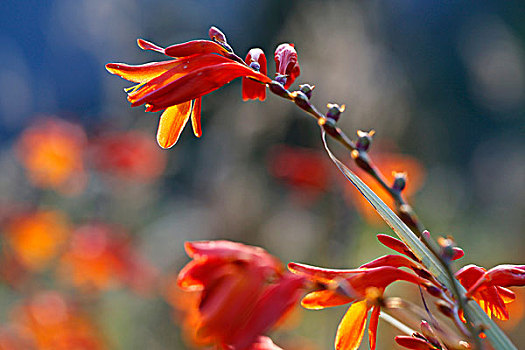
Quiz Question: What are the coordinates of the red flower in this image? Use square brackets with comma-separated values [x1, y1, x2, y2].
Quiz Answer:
[288, 261, 428, 350]
[274, 44, 300, 89]
[106, 28, 271, 149]
[177, 240, 305, 350]
[267, 145, 331, 203]
[243, 48, 268, 101]
[58, 224, 157, 294]
[456, 264, 524, 320]
[89, 131, 167, 182]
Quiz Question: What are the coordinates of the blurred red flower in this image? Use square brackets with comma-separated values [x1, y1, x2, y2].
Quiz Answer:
[58, 224, 157, 294]
[3, 210, 70, 272]
[11, 291, 105, 349]
[267, 145, 331, 203]
[274, 44, 300, 89]
[342, 150, 425, 225]
[176, 240, 305, 350]
[89, 131, 167, 183]
[456, 264, 525, 321]
[288, 260, 428, 350]
[16, 117, 87, 194]
[106, 29, 271, 149]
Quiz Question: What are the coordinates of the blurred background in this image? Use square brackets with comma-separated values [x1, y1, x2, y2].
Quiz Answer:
[0, 0, 524, 348]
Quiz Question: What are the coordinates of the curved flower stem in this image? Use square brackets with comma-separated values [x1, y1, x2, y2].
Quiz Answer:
[267, 81, 516, 350]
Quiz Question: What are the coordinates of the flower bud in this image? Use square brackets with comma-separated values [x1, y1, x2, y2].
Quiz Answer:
[326, 103, 345, 122]
[299, 84, 315, 99]
[355, 129, 374, 151]
[274, 43, 300, 89]
[436, 300, 454, 318]
[392, 171, 407, 192]
[209, 26, 227, 44]
[242, 48, 268, 101]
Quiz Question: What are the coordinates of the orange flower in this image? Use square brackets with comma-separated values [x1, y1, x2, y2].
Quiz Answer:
[274, 44, 300, 89]
[11, 291, 105, 349]
[243, 48, 268, 101]
[288, 261, 428, 350]
[58, 224, 157, 293]
[177, 240, 306, 350]
[342, 150, 425, 225]
[89, 131, 166, 182]
[3, 210, 70, 271]
[456, 264, 524, 321]
[16, 117, 87, 194]
[106, 28, 271, 149]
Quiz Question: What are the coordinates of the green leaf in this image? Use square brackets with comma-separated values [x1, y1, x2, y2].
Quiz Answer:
[321, 129, 517, 350]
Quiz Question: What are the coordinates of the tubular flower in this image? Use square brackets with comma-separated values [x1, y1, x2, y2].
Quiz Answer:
[177, 240, 306, 350]
[274, 44, 300, 89]
[106, 28, 271, 149]
[288, 262, 429, 350]
[456, 264, 525, 320]
[243, 48, 268, 101]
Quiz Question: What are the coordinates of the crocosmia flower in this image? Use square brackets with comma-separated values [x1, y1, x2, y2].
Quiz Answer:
[274, 44, 300, 89]
[11, 291, 105, 349]
[243, 48, 268, 101]
[288, 260, 428, 350]
[456, 264, 525, 320]
[90, 131, 167, 183]
[106, 27, 271, 149]
[4, 210, 70, 271]
[176, 240, 306, 350]
[58, 223, 157, 293]
[16, 117, 87, 194]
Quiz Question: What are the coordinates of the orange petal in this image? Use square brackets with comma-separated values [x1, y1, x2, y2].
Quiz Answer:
[497, 286, 516, 304]
[288, 262, 361, 285]
[368, 305, 380, 350]
[132, 62, 272, 111]
[191, 98, 202, 137]
[376, 234, 419, 262]
[335, 300, 369, 350]
[106, 60, 181, 83]
[156, 102, 193, 148]
[164, 40, 228, 58]
[301, 290, 354, 310]
[137, 38, 165, 54]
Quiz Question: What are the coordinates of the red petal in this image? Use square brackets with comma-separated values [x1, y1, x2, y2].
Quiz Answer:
[335, 300, 369, 350]
[137, 38, 165, 54]
[131, 62, 272, 111]
[191, 98, 202, 137]
[394, 336, 434, 350]
[496, 286, 516, 303]
[164, 40, 228, 58]
[106, 60, 180, 83]
[368, 305, 380, 350]
[288, 262, 362, 285]
[156, 102, 193, 148]
[376, 234, 419, 262]
[359, 254, 421, 270]
[229, 273, 305, 350]
[301, 290, 354, 310]
[127, 54, 233, 103]
[452, 247, 464, 260]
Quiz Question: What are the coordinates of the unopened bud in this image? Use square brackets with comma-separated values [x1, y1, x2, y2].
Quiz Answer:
[436, 300, 454, 318]
[326, 103, 345, 122]
[275, 74, 287, 87]
[355, 129, 375, 152]
[438, 236, 456, 261]
[249, 61, 261, 71]
[392, 171, 407, 192]
[299, 84, 315, 99]
[420, 321, 442, 349]
[209, 26, 227, 44]
[269, 81, 292, 100]
[424, 284, 443, 298]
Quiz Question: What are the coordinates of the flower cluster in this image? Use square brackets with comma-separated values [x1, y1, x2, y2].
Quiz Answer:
[105, 26, 525, 350]
[106, 26, 300, 149]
